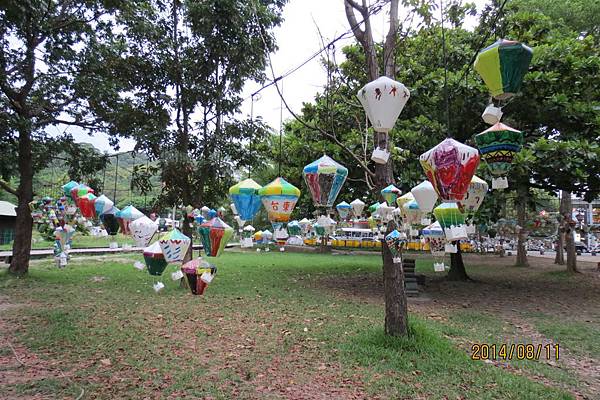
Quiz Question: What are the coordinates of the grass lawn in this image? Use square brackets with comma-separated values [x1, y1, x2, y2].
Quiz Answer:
[1, 251, 597, 399]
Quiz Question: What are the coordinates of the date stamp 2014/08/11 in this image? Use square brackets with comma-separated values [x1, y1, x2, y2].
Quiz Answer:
[471, 343, 560, 361]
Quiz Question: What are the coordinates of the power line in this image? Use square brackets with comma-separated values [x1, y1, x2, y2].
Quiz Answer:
[246, 1, 387, 101]
[451, 0, 511, 98]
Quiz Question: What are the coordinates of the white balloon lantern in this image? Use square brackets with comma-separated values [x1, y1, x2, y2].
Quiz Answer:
[411, 181, 438, 213]
[358, 76, 410, 165]
[350, 199, 365, 219]
[129, 216, 158, 248]
[357, 76, 410, 133]
[411, 180, 438, 225]
[377, 202, 395, 223]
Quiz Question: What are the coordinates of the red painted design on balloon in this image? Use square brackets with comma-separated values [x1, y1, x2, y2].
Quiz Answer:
[305, 173, 322, 204]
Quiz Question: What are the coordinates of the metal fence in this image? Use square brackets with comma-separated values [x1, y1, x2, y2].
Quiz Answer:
[0, 229, 15, 245]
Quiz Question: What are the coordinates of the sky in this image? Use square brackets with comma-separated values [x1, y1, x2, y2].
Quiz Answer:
[65, 0, 488, 153]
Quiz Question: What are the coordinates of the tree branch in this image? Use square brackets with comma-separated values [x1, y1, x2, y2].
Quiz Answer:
[384, 0, 399, 78]
[344, 0, 366, 45]
[41, 118, 105, 130]
[0, 179, 18, 196]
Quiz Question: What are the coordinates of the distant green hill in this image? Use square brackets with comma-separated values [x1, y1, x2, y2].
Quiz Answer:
[1, 145, 162, 210]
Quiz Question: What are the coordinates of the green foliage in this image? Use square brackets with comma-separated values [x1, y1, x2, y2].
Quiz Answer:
[105, 0, 286, 209]
[270, 0, 600, 222]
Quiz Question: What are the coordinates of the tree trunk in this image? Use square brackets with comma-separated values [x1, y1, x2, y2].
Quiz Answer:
[447, 242, 470, 281]
[345, 0, 406, 336]
[9, 123, 34, 276]
[554, 230, 564, 265]
[382, 221, 407, 336]
[515, 182, 529, 267]
[560, 191, 577, 273]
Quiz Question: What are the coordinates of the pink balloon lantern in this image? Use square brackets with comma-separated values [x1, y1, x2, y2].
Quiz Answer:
[419, 138, 480, 202]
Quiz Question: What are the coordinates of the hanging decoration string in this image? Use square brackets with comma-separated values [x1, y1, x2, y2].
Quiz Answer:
[278, 79, 283, 177]
[450, 0, 510, 99]
[440, 0, 451, 138]
[247, 0, 387, 101]
[248, 93, 255, 179]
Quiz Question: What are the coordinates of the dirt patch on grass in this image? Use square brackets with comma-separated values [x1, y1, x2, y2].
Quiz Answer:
[0, 298, 81, 399]
[311, 254, 600, 399]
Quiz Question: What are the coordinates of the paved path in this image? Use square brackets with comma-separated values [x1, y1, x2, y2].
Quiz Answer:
[525, 250, 600, 263]
[1, 244, 237, 263]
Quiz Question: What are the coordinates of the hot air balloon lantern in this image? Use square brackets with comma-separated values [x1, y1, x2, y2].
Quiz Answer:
[78, 193, 97, 219]
[54, 224, 76, 252]
[385, 229, 407, 263]
[298, 218, 311, 234]
[117, 205, 144, 235]
[303, 155, 348, 209]
[258, 177, 300, 226]
[242, 225, 255, 248]
[357, 76, 410, 133]
[410, 181, 438, 214]
[158, 228, 191, 263]
[71, 184, 93, 207]
[368, 202, 381, 216]
[313, 223, 325, 237]
[419, 138, 480, 202]
[377, 202, 395, 223]
[198, 217, 233, 257]
[143, 241, 168, 276]
[129, 216, 158, 248]
[474, 39, 533, 101]
[458, 176, 488, 215]
[100, 207, 120, 235]
[396, 192, 414, 209]
[262, 230, 273, 244]
[201, 206, 210, 219]
[381, 184, 401, 206]
[181, 258, 217, 295]
[336, 201, 352, 220]
[62, 181, 78, 200]
[475, 122, 524, 189]
[94, 195, 114, 216]
[422, 221, 447, 269]
[316, 215, 337, 235]
[402, 200, 424, 228]
[433, 202, 467, 241]
[350, 199, 365, 219]
[228, 178, 263, 221]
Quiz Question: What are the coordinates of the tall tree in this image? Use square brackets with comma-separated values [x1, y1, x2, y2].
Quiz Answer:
[495, 1, 600, 270]
[344, 0, 408, 336]
[0, 0, 134, 275]
[108, 0, 284, 260]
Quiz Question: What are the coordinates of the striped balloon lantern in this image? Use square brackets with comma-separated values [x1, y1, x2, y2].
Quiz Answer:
[474, 39, 533, 100]
[475, 122, 523, 189]
[419, 138, 480, 202]
[258, 177, 301, 225]
[303, 155, 348, 208]
[198, 217, 233, 257]
[229, 179, 263, 221]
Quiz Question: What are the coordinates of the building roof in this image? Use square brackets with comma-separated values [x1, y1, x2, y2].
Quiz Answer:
[0, 201, 17, 217]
